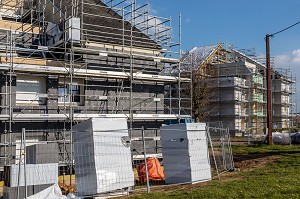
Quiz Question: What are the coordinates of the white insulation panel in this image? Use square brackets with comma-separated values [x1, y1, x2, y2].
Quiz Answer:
[160, 123, 211, 184]
[6, 163, 58, 187]
[73, 118, 134, 196]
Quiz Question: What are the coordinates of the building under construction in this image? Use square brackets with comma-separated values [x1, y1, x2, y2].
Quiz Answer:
[183, 44, 296, 137]
[0, 0, 192, 194]
[0, 0, 296, 197]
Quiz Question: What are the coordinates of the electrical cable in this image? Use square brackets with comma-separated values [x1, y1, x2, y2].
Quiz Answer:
[270, 20, 300, 37]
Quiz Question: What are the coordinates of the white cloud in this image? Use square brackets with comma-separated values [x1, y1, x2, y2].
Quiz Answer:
[185, 18, 191, 23]
[275, 54, 290, 67]
[291, 49, 300, 64]
[148, 4, 158, 15]
[275, 49, 300, 69]
[275, 49, 300, 112]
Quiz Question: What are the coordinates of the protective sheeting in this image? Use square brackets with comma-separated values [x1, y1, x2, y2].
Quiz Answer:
[26, 184, 67, 199]
[272, 132, 291, 145]
[3, 184, 54, 199]
[46, 22, 63, 46]
[4, 163, 58, 187]
[160, 123, 211, 184]
[291, 132, 300, 144]
[137, 158, 165, 182]
[73, 118, 134, 196]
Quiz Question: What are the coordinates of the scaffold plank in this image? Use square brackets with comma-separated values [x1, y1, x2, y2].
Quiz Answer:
[0, 19, 40, 34]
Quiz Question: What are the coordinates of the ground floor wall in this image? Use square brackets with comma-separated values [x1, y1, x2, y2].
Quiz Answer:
[0, 120, 164, 167]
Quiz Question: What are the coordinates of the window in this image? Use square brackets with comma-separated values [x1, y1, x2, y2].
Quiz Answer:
[16, 75, 46, 105]
[58, 78, 82, 104]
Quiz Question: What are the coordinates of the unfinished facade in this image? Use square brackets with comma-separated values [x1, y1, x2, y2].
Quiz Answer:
[0, 0, 192, 176]
[184, 44, 295, 136]
[272, 69, 296, 130]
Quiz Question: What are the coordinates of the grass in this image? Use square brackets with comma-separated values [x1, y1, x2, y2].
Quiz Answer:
[129, 145, 300, 199]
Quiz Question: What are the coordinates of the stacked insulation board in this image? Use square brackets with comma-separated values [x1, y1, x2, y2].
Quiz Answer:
[26, 143, 59, 164]
[160, 123, 211, 184]
[3, 143, 59, 199]
[73, 118, 134, 196]
[3, 163, 58, 199]
[4, 164, 58, 187]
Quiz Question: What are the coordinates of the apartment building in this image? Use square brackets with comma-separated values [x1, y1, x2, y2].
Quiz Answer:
[272, 70, 296, 130]
[185, 44, 295, 136]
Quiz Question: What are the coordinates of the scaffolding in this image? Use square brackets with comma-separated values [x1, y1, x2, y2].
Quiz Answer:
[180, 44, 222, 122]
[182, 44, 270, 137]
[272, 68, 296, 132]
[185, 43, 296, 139]
[0, 0, 192, 190]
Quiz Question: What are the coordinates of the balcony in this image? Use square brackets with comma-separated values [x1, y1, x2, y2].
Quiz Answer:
[217, 93, 250, 103]
[253, 94, 265, 103]
[217, 77, 249, 89]
[273, 100, 292, 106]
[273, 112, 291, 117]
[210, 108, 249, 117]
[253, 75, 264, 85]
[273, 88, 294, 94]
[253, 111, 266, 117]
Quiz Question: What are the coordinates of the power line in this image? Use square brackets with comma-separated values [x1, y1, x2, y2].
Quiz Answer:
[265, 19, 300, 144]
[270, 20, 300, 37]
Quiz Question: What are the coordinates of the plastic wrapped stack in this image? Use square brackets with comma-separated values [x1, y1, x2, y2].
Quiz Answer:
[73, 118, 134, 196]
[160, 123, 211, 184]
[3, 163, 58, 198]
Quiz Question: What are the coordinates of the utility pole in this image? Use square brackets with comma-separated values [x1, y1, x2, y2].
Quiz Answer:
[264, 20, 300, 145]
[265, 34, 272, 145]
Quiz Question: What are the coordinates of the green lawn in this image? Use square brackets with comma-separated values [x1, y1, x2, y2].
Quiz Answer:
[130, 145, 300, 199]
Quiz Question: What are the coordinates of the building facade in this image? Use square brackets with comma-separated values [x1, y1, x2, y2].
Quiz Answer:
[185, 44, 295, 136]
[0, 0, 192, 168]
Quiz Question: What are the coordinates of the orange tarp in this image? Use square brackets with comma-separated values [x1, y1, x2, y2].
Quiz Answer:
[137, 158, 165, 182]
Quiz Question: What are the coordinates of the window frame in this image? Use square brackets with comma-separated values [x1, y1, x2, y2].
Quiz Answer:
[58, 78, 84, 105]
[16, 75, 47, 105]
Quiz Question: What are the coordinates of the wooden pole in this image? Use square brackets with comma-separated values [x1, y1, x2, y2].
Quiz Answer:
[266, 34, 272, 145]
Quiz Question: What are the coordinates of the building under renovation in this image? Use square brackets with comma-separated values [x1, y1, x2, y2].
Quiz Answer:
[0, 0, 295, 197]
[0, 0, 192, 194]
[183, 44, 296, 136]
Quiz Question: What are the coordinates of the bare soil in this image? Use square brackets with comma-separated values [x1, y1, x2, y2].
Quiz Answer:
[234, 154, 281, 171]
[125, 151, 282, 197]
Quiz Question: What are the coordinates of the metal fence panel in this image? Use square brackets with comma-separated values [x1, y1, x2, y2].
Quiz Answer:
[1, 122, 236, 197]
[207, 126, 234, 177]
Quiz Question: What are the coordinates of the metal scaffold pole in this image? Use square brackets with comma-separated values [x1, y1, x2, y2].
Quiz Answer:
[141, 126, 150, 193]
[129, 1, 134, 139]
[178, 13, 182, 121]
[0, 0, 191, 195]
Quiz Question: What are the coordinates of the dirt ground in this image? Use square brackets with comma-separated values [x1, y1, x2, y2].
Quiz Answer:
[234, 153, 281, 171]
[126, 150, 282, 197]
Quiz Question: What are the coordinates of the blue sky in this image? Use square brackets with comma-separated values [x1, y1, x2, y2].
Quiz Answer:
[136, 0, 300, 111]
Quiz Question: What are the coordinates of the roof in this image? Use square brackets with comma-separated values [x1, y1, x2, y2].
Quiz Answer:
[182, 44, 220, 69]
[231, 49, 266, 69]
[180, 44, 222, 73]
[181, 44, 221, 70]
[53, 0, 160, 49]
[182, 43, 268, 71]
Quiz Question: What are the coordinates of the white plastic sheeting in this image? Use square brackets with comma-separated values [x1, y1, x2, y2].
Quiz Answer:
[26, 184, 67, 199]
[160, 123, 212, 184]
[5, 163, 58, 187]
[73, 118, 134, 196]
[291, 132, 300, 144]
[272, 132, 291, 145]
